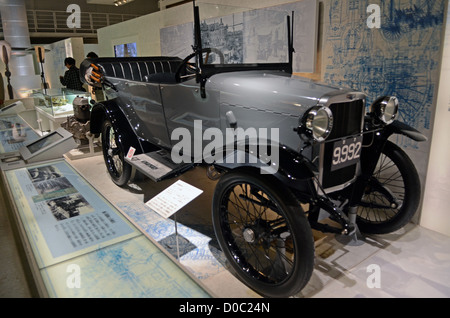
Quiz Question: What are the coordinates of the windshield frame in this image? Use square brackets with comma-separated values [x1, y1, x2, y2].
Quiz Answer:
[192, 2, 294, 80]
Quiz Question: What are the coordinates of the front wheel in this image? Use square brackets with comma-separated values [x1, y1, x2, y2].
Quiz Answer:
[356, 141, 421, 234]
[212, 170, 314, 297]
[101, 119, 132, 187]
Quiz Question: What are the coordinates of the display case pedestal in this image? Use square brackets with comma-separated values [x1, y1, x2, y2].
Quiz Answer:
[35, 106, 68, 132]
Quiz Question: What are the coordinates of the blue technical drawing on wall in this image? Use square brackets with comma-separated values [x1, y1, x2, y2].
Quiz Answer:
[323, 0, 445, 151]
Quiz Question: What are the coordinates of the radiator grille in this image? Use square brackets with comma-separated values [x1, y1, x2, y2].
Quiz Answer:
[321, 99, 365, 191]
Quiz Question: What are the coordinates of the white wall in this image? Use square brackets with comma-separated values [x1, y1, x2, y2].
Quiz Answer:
[420, 6, 450, 237]
[84, 44, 100, 58]
[97, 9, 164, 57]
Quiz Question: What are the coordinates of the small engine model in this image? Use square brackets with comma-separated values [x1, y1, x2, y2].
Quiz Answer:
[61, 96, 91, 143]
[73, 96, 91, 123]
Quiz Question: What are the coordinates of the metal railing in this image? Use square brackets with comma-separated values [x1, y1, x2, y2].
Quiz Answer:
[0, 9, 140, 38]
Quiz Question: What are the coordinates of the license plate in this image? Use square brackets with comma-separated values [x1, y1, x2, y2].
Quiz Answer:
[331, 135, 363, 171]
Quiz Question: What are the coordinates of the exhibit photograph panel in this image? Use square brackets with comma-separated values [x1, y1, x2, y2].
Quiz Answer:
[3, 159, 140, 268]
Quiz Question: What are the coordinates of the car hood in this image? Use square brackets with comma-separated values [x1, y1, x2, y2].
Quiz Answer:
[209, 70, 352, 116]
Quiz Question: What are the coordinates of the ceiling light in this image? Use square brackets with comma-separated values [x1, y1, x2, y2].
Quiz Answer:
[114, 0, 134, 6]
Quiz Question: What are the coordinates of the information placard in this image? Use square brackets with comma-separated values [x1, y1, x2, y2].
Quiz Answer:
[145, 180, 203, 219]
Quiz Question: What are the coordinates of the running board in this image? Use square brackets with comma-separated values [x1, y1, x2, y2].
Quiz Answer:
[125, 150, 194, 182]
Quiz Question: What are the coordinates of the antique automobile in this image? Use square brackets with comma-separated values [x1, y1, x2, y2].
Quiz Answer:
[80, 3, 426, 297]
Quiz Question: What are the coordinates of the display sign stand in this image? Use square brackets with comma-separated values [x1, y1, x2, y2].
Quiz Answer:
[174, 213, 180, 259]
[0, 127, 77, 171]
[145, 180, 203, 260]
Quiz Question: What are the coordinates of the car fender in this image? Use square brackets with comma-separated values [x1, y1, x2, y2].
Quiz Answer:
[388, 120, 428, 142]
[90, 99, 144, 154]
[212, 144, 316, 193]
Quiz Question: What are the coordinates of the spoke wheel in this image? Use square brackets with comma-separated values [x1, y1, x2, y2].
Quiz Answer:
[101, 120, 131, 187]
[212, 170, 314, 297]
[356, 141, 421, 234]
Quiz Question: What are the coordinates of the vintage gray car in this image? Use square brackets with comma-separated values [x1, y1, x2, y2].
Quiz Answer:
[80, 3, 425, 297]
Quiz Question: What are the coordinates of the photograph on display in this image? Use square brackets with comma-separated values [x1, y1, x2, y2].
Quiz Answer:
[32, 176, 72, 195]
[4, 160, 138, 266]
[46, 193, 94, 221]
[28, 165, 62, 182]
[26, 165, 95, 221]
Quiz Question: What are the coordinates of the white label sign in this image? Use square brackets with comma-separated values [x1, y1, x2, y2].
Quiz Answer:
[145, 180, 203, 218]
[126, 147, 136, 160]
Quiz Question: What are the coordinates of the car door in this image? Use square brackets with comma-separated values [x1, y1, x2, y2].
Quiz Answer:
[160, 79, 221, 162]
[115, 79, 172, 148]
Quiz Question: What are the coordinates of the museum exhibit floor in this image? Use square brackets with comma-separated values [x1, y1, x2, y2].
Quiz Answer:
[2, 153, 450, 298]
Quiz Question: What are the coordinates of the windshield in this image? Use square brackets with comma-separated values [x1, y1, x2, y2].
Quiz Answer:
[160, 2, 292, 70]
[197, 3, 291, 66]
[197, 3, 290, 66]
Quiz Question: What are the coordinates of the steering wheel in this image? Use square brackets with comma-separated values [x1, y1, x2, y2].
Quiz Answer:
[175, 48, 225, 83]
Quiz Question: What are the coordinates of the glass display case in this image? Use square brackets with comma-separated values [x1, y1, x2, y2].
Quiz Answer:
[28, 88, 90, 118]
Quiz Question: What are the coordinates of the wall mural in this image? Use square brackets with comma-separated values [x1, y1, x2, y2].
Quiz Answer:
[160, 0, 318, 73]
[322, 0, 446, 153]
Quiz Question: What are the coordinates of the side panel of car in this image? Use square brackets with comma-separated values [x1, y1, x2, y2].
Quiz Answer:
[160, 79, 222, 159]
[110, 79, 172, 148]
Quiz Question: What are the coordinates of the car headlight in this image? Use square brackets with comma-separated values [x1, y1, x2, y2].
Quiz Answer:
[302, 106, 333, 142]
[370, 96, 399, 125]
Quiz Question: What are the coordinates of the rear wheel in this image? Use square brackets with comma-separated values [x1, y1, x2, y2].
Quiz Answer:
[212, 170, 314, 297]
[101, 120, 132, 187]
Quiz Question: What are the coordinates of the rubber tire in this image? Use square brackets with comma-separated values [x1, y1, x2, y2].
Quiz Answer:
[212, 170, 315, 298]
[356, 141, 421, 234]
[101, 119, 132, 187]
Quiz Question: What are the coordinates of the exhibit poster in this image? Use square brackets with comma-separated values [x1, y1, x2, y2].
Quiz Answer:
[0, 114, 39, 154]
[322, 0, 446, 183]
[4, 159, 139, 268]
